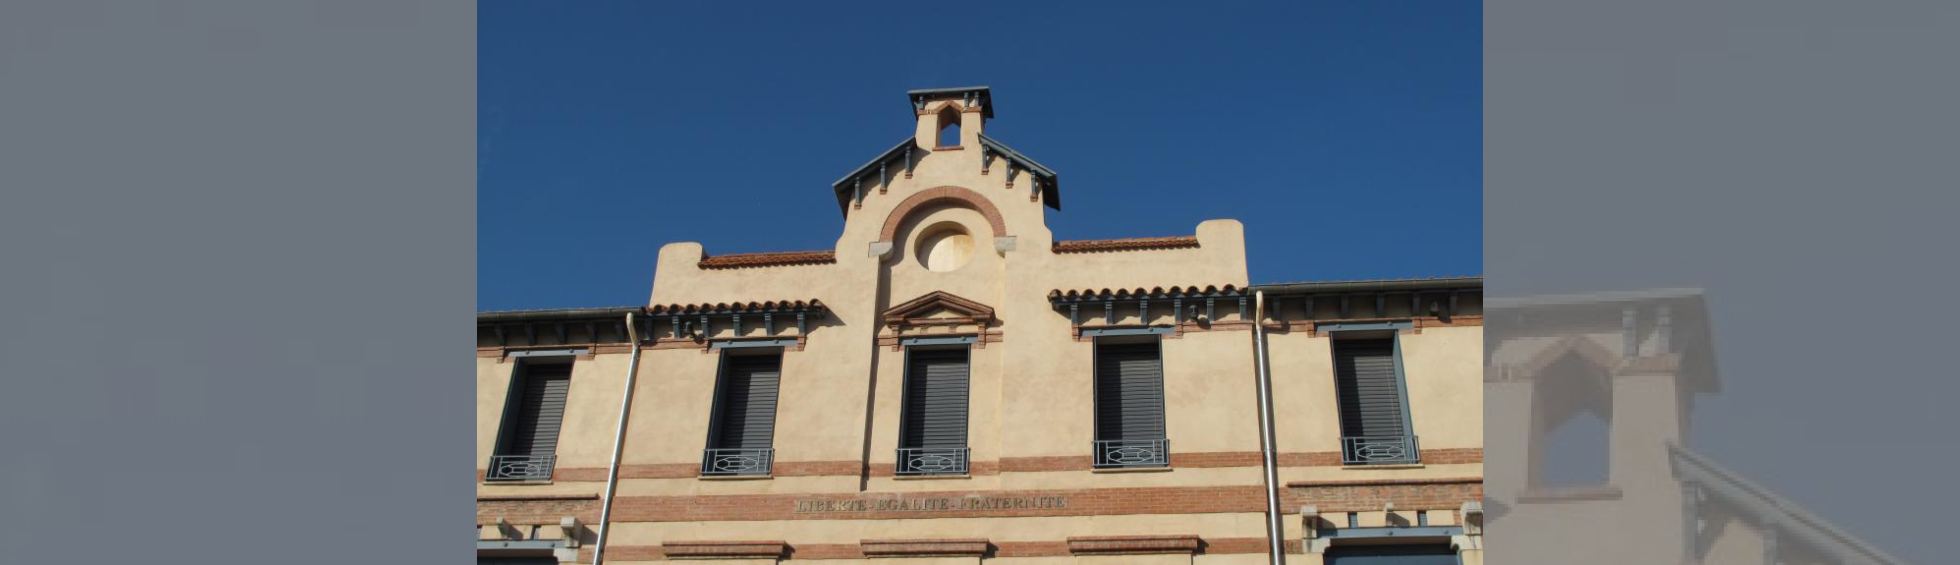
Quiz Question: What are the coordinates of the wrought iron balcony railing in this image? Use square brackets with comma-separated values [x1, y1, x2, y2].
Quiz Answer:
[1094, 438, 1170, 468]
[1341, 435, 1420, 465]
[485, 454, 555, 482]
[896, 447, 969, 476]
[701, 448, 774, 476]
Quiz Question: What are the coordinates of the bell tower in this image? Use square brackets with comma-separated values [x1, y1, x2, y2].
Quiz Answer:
[908, 87, 991, 150]
[1484, 289, 1718, 565]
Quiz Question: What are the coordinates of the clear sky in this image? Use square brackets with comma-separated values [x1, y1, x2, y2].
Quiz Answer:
[479, 1, 1481, 311]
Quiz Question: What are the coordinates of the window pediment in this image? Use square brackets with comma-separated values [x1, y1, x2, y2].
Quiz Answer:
[882, 291, 995, 330]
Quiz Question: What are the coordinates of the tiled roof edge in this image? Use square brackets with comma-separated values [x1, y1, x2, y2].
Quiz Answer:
[1052, 235, 1200, 253]
[698, 250, 838, 269]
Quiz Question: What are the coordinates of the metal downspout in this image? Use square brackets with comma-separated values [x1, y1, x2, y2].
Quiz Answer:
[1252, 291, 1286, 564]
[592, 311, 641, 565]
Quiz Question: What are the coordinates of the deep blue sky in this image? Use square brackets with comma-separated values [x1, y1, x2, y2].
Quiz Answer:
[479, 1, 1481, 311]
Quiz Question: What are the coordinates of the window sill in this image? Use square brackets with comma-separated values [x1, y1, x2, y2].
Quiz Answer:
[480, 479, 555, 486]
[933, 145, 964, 151]
[893, 474, 971, 480]
[698, 474, 772, 481]
[1092, 466, 1173, 474]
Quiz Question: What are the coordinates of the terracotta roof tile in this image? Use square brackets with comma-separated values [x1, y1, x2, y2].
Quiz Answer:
[697, 250, 836, 269]
[1046, 285, 1243, 300]
[648, 300, 824, 314]
[1052, 236, 1199, 253]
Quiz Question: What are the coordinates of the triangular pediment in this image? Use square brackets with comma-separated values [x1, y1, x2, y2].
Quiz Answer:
[883, 291, 995, 327]
[1510, 335, 1618, 382]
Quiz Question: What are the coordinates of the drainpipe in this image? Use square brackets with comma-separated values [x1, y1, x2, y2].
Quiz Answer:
[591, 311, 641, 565]
[1252, 291, 1286, 564]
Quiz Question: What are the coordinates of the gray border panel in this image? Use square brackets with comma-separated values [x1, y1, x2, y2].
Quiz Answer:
[0, 1, 474, 562]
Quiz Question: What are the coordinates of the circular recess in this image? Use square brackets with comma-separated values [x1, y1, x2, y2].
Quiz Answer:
[915, 223, 974, 273]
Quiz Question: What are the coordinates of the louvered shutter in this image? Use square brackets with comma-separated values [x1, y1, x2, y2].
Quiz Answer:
[900, 348, 970, 449]
[1095, 341, 1166, 441]
[504, 363, 571, 458]
[708, 354, 782, 450]
[1325, 544, 1459, 564]
[1333, 338, 1408, 438]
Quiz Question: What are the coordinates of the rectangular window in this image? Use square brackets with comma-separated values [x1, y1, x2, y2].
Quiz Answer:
[1093, 337, 1169, 468]
[702, 350, 782, 476]
[896, 346, 970, 475]
[487, 360, 572, 481]
[1332, 334, 1419, 465]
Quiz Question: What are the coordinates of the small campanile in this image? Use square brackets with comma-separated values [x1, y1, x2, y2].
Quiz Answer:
[834, 86, 1060, 264]
[910, 86, 991, 150]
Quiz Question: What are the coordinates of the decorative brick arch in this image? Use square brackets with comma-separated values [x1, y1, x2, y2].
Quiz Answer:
[878, 186, 1008, 244]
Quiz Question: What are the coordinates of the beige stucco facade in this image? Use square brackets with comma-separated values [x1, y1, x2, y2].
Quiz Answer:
[476, 88, 1484, 565]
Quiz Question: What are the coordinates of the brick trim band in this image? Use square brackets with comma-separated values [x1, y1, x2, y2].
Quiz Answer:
[608, 485, 1265, 523]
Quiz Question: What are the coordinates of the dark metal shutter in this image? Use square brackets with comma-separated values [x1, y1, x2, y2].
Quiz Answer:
[505, 364, 571, 458]
[1333, 338, 1407, 438]
[1095, 341, 1166, 441]
[708, 354, 781, 450]
[900, 348, 970, 449]
[1325, 544, 1459, 564]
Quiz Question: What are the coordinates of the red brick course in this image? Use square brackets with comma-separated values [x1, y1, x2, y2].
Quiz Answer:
[877, 186, 1009, 243]
[607, 485, 1267, 523]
